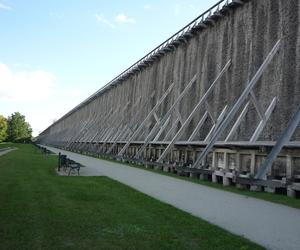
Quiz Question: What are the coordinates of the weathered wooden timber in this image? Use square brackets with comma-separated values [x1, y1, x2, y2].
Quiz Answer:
[37, 0, 300, 198]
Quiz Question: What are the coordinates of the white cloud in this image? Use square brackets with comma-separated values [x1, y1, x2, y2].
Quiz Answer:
[0, 3, 11, 10]
[95, 14, 115, 28]
[28, 86, 90, 136]
[0, 62, 93, 136]
[143, 4, 151, 10]
[0, 63, 55, 101]
[115, 13, 136, 24]
[95, 13, 136, 28]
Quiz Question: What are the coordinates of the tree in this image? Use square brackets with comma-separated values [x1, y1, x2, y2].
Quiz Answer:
[0, 115, 8, 142]
[7, 112, 32, 142]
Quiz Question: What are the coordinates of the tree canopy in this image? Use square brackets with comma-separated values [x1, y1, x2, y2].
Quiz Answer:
[7, 112, 32, 142]
[0, 115, 8, 142]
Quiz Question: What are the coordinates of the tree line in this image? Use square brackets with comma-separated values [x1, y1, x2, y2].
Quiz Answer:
[0, 112, 32, 143]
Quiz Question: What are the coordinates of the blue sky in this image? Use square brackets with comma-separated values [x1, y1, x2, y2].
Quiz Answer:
[0, 0, 217, 136]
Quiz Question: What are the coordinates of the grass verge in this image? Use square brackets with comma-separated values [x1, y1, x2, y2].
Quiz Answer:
[0, 143, 263, 250]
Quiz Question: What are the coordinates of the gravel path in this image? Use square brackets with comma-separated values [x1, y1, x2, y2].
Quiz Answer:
[0, 147, 17, 157]
[44, 145, 300, 250]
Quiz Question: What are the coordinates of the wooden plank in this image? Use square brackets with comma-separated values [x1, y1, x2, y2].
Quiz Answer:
[134, 74, 197, 159]
[192, 40, 281, 169]
[117, 82, 175, 157]
[250, 97, 277, 142]
[255, 105, 300, 180]
[225, 102, 250, 142]
[157, 60, 232, 163]
[188, 111, 209, 142]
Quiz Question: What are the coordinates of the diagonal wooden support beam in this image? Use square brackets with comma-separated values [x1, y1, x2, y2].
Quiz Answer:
[153, 112, 160, 124]
[188, 111, 209, 141]
[106, 93, 154, 154]
[250, 97, 277, 142]
[225, 91, 277, 143]
[157, 60, 232, 163]
[71, 100, 107, 144]
[77, 108, 113, 143]
[255, 105, 300, 180]
[98, 101, 131, 152]
[225, 102, 250, 142]
[250, 90, 266, 121]
[66, 103, 106, 145]
[117, 83, 175, 157]
[205, 101, 216, 124]
[162, 118, 180, 141]
[153, 117, 171, 141]
[83, 111, 112, 143]
[175, 107, 184, 125]
[102, 97, 142, 151]
[102, 101, 131, 140]
[66, 119, 89, 147]
[68, 107, 111, 146]
[133, 74, 198, 159]
[192, 39, 281, 169]
[88, 107, 120, 143]
[204, 105, 228, 142]
[96, 105, 125, 142]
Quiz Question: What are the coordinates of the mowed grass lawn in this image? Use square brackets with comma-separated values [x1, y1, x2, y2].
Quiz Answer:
[0, 143, 263, 250]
